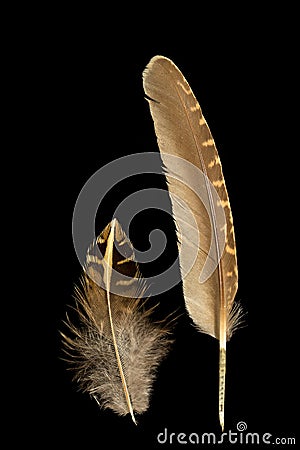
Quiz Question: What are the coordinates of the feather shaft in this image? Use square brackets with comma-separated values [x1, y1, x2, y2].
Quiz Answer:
[103, 219, 137, 424]
[219, 347, 226, 432]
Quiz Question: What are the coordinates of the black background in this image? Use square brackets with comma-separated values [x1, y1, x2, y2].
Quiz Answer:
[14, 6, 297, 449]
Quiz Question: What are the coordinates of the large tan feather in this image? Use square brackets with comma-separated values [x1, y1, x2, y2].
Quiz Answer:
[143, 56, 241, 430]
[62, 218, 172, 423]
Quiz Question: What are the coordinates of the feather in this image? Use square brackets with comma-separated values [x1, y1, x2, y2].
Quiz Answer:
[143, 56, 242, 430]
[62, 218, 172, 424]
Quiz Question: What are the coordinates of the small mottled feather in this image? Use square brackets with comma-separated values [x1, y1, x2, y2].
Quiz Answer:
[62, 219, 172, 422]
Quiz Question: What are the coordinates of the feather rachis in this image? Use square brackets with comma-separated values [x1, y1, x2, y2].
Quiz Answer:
[100, 219, 136, 423]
